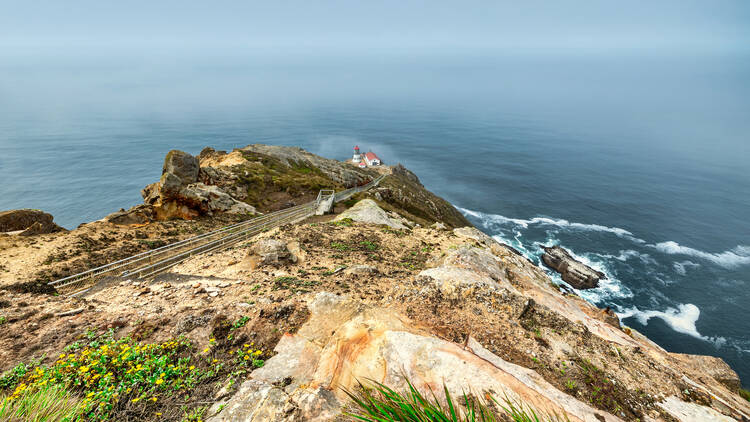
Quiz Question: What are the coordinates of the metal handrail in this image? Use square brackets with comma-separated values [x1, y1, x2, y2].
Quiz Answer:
[51, 174, 385, 294]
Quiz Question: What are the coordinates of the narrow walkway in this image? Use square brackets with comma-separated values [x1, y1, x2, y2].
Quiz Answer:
[50, 176, 384, 296]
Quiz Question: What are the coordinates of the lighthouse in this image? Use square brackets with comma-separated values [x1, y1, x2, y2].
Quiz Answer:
[352, 145, 361, 163]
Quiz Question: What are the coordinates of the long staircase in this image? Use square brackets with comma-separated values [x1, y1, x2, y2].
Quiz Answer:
[49, 175, 384, 296]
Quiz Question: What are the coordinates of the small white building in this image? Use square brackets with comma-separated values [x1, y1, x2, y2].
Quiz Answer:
[352, 145, 361, 163]
[363, 151, 381, 166]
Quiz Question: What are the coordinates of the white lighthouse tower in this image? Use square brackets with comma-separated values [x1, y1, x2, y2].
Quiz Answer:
[352, 145, 361, 163]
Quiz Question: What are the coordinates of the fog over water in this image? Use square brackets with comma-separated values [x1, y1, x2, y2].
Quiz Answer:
[1, 0, 749, 386]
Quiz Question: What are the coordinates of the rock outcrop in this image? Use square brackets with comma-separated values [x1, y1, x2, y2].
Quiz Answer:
[0, 209, 65, 235]
[542, 245, 605, 289]
[240, 144, 374, 188]
[369, 163, 471, 229]
[142, 150, 257, 220]
[334, 199, 408, 229]
[209, 293, 622, 422]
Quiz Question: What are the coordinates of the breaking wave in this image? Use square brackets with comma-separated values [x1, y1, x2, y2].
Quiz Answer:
[591, 249, 657, 265]
[456, 207, 645, 242]
[652, 241, 750, 269]
[673, 260, 700, 276]
[617, 304, 726, 347]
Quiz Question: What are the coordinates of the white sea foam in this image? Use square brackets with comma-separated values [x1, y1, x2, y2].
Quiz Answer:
[673, 260, 700, 276]
[456, 207, 645, 243]
[617, 304, 725, 346]
[593, 249, 657, 265]
[652, 241, 750, 269]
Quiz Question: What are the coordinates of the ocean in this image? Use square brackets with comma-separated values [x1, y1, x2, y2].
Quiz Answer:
[1, 52, 748, 386]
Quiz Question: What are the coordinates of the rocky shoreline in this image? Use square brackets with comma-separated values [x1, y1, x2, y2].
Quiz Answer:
[0, 145, 748, 421]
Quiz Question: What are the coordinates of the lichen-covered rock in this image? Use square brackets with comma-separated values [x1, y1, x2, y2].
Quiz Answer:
[247, 239, 297, 267]
[0, 209, 65, 235]
[542, 245, 604, 290]
[335, 199, 408, 229]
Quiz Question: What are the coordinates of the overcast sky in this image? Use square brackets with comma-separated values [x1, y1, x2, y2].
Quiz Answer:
[2, 1, 748, 56]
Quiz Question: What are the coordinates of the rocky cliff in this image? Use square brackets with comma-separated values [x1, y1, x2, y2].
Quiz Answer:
[0, 147, 748, 422]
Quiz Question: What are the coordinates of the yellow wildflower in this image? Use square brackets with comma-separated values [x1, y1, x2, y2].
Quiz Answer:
[155, 378, 164, 385]
[132, 397, 140, 403]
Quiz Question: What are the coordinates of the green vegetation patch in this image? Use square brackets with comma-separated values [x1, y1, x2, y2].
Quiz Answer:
[0, 329, 267, 421]
[740, 388, 750, 402]
[330, 241, 351, 251]
[234, 151, 338, 208]
[273, 276, 319, 293]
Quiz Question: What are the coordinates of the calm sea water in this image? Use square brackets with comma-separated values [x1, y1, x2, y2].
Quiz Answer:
[1, 53, 748, 385]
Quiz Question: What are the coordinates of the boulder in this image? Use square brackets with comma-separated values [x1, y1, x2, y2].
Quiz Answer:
[0, 209, 65, 235]
[163, 150, 200, 186]
[541, 245, 604, 290]
[247, 239, 297, 267]
[334, 199, 408, 230]
[141, 150, 256, 220]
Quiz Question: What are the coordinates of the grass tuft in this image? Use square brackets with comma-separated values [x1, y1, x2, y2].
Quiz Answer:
[0, 384, 84, 422]
[343, 378, 570, 422]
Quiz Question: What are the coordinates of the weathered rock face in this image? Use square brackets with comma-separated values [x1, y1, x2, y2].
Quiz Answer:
[542, 245, 604, 289]
[0, 209, 65, 235]
[142, 150, 257, 220]
[209, 293, 622, 422]
[674, 354, 742, 393]
[334, 199, 408, 229]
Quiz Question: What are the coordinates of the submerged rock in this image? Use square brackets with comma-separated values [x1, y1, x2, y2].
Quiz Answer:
[541, 245, 604, 289]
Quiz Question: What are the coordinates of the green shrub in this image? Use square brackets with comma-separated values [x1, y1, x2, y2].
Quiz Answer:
[740, 388, 750, 402]
[359, 241, 379, 251]
[344, 378, 569, 422]
[0, 331, 267, 421]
